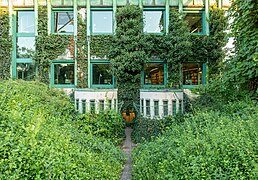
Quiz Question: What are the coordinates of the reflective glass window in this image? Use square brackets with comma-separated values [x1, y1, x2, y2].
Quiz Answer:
[54, 64, 74, 84]
[144, 63, 164, 85]
[185, 13, 203, 33]
[143, 11, 164, 33]
[154, 100, 159, 116]
[16, 63, 35, 80]
[17, 11, 35, 33]
[54, 12, 74, 33]
[16, 37, 35, 58]
[91, 11, 113, 34]
[92, 64, 113, 85]
[163, 100, 168, 116]
[183, 63, 203, 85]
[146, 100, 150, 116]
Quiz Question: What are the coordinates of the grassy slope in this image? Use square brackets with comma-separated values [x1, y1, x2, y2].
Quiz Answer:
[0, 80, 125, 179]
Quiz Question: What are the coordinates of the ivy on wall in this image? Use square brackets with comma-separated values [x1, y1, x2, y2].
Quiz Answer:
[109, 5, 147, 112]
[34, 6, 70, 84]
[77, 11, 88, 88]
[0, 8, 12, 80]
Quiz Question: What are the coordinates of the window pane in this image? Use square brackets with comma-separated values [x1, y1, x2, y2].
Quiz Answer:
[16, 37, 35, 58]
[92, 11, 113, 34]
[144, 63, 164, 85]
[154, 100, 159, 116]
[17, 11, 35, 33]
[54, 12, 74, 33]
[185, 13, 202, 33]
[16, 63, 35, 80]
[146, 100, 150, 116]
[183, 63, 202, 85]
[92, 64, 113, 85]
[54, 64, 74, 84]
[143, 11, 164, 33]
[163, 100, 168, 116]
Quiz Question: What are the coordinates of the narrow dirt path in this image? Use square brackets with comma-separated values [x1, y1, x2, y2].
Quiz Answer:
[121, 127, 135, 180]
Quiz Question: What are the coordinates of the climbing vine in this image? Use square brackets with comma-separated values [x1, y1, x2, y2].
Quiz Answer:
[34, 6, 70, 84]
[0, 8, 12, 80]
[109, 5, 147, 112]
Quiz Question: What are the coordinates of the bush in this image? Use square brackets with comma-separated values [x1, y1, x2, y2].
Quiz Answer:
[132, 100, 258, 179]
[0, 80, 125, 179]
[76, 110, 125, 145]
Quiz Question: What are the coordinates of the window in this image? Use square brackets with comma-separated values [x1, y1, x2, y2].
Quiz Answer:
[53, 63, 74, 85]
[141, 99, 144, 115]
[143, 10, 164, 33]
[91, 11, 113, 34]
[92, 63, 113, 87]
[16, 63, 35, 80]
[163, 100, 168, 116]
[99, 100, 105, 112]
[82, 99, 86, 114]
[90, 100, 95, 113]
[17, 11, 35, 33]
[185, 13, 203, 34]
[16, 37, 35, 58]
[154, 100, 159, 116]
[54, 11, 74, 33]
[76, 99, 79, 111]
[173, 100, 176, 116]
[14, 11, 36, 80]
[183, 63, 203, 85]
[146, 100, 150, 116]
[144, 63, 165, 85]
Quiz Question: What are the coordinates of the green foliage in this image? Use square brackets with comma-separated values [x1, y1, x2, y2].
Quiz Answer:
[132, 115, 183, 144]
[76, 110, 125, 145]
[227, 0, 258, 93]
[133, 100, 258, 179]
[0, 8, 12, 80]
[34, 6, 70, 84]
[0, 80, 125, 179]
[109, 5, 147, 111]
[77, 10, 88, 88]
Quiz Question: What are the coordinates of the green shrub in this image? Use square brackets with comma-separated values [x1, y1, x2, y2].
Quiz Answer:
[76, 110, 125, 145]
[133, 100, 258, 179]
[0, 80, 125, 179]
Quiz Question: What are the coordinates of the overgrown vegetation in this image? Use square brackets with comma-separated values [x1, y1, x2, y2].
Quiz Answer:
[109, 5, 147, 112]
[0, 80, 125, 179]
[0, 8, 12, 80]
[132, 100, 258, 179]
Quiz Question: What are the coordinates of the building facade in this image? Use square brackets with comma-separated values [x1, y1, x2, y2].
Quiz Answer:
[0, 0, 230, 118]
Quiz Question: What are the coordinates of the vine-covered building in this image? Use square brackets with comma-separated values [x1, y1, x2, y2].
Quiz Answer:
[0, 0, 230, 118]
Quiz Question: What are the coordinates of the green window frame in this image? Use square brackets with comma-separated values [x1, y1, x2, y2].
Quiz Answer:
[52, 9, 74, 34]
[90, 60, 115, 88]
[51, 60, 75, 88]
[143, 8, 165, 34]
[12, 9, 36, 80]
[184, 11, 206, 35]
[91, 9, 113, 35]
[142, 60, 167, 88]
[182, 62, 206, 88]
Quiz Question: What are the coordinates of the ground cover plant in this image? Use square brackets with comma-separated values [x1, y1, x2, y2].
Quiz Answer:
[132, 100, 258, 179]
[0, 80, 125, 179]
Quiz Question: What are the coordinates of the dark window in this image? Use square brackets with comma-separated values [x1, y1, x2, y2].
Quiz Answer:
[183, 63, 203, 85]
[154, 100, 159, 116]
[143, 11, 164, 33]
[91, 11, 113, 34]
[16, 63, 35, 80]
[173, 100, 176, 116]
[99, 100, 105, 112]
[146, 100, 150, 116]
[54, 64, 74, 85]
[185, 13, 203, 33]
[90, 100, 95, 113]
[17, 11, 35, 33]
[92, 64, 113, 85]
[54, 12, 74, 33]
[163, 100, 168, 116]
[144, 63, 164, 85]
